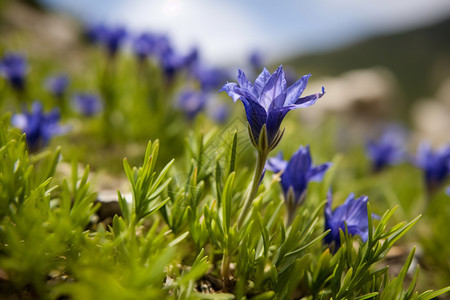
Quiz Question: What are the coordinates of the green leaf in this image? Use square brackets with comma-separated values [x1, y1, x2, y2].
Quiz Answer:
[222, 172, 235, 234]
[194, 293, 235, 299]
[354, 292, 379, 300]
[227, 131, 237, 176]
[417, 287, 450, 300]
[168, 231, 190, 247]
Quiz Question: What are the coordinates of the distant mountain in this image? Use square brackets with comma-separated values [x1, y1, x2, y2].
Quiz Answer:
[285, 18, 450, 103]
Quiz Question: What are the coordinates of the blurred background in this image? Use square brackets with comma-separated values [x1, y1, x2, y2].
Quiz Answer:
[2, 0, 450, 144]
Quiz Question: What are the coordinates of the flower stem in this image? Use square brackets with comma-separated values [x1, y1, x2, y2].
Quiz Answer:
[221, 250, 231, 291]
[237, 150, 267, 228]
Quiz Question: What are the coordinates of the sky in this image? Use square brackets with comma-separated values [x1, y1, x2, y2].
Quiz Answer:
[39, 0, 450, 67]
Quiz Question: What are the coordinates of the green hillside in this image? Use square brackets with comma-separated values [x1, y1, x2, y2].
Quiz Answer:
[286, 18, 450, 103]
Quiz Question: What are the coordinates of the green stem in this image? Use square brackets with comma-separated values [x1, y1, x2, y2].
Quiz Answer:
[221, 250, 231, 291]
[237, 150, 268, 228]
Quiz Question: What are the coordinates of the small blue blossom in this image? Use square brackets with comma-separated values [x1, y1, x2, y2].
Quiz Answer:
[249, 51, 263, 71]
[366, 127, 405, 172]
[266, 145, 331, 206]
[86, 24, 126, 57]
[45, 75, 69, 99]
[85, 23, 108, 44]
[177, 89, 207, 120]
[132, 33, 156, 60]
[324, 191, 376, 249]
[0, 53, 27, 91]
[72, 93, 102, 117]
[220, 66, 324, 152]
[11, 101, 65, 151]
[190, 63, 228, 91]
[160, 47, 198, 80]
[415, 142, 450, 193]
[102, 26, 127, 57]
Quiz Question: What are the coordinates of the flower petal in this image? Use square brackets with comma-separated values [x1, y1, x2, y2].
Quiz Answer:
[285, 74, 311, 105]
[219, 82, 245, 103]
[293, 87, 325, 108]
[308, 162, 332, 182]
[238, 69, 258, 95]
[259, 66, 287, 111]
[266, 152, 288, 173]
[240, 98, 267, 142]
[254, 67, 272, 95]
[266, 107, 291, 145]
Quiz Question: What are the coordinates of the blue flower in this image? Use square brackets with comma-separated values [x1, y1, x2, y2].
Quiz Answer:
[72, 93, 102, 116]
[0, 53, 27, 91]
[160, 47, 198, 80]
[220, 66, 324, 152]
[85, 23, 108, 44]
[249, 51, 263, 70]
[177, 89, 207, 120]
[415, 142, 450, 193]
[366, 127, 405, 172]
[324, 191, 375, 249]
[103, 26, 127, 57]
[190, 63, 228, 91]
[11, 102, 66, 151]
[132, 33, 156, 60]
[45, 75, 69, 99]
[266, 145, 331, 206]
[86, 24, 126, 57]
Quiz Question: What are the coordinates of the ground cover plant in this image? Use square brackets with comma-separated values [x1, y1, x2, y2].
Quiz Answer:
[0, 3, 450, 299]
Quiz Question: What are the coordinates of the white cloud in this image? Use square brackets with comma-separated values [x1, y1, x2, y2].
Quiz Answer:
[110, 0, 268, 67]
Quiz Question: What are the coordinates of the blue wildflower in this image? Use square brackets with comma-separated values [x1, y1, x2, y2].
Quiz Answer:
[86, 24, 126, 57]
[11, 102, 65, 151]
[72, 93, 102, 117]
[366, 127, 405, 172]
[0, 53, 27, 91]
[415, 142, 450, 193]
[133, 33, 156, 61]
[45, 75, 69, 99]
[85, 23, 108, 44]
[160, 47, 198, 80]
[324, 191, 375, 250]
[103, 26, 127, 57]
[249, 51, 263, 71]
[191, 63, 228, 91]
[220, 66, 324, 152]
[177, 89, 207, 120]
[266, 145, 331, 207]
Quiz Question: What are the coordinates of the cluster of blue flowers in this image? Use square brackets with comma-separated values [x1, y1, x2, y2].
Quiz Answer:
[87, 23, 236, 122]
[0, 51, 105, 152]
[3, 20, 447, 255]
[222, 66, 376, 249]
[366, 127, 450, 194]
